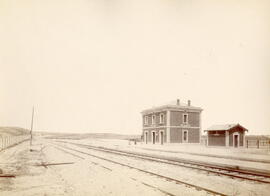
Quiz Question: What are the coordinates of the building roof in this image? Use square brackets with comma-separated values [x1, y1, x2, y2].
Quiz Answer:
[141, 100, 203, 114]
[204, 124, 248, 132]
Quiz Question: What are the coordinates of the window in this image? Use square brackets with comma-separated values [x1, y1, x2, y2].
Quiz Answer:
[183, 114, 188, 124]
[144, 116, 148, 125]
[159, 113, 164, 124]
[152, 115, 156, 125]
[183, 130, 188, 142]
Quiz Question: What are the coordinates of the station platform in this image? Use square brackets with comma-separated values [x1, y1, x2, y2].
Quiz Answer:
[79, 139, 270, 173]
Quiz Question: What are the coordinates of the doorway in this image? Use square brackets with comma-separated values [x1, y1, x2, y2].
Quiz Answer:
[160, 131, 164, 145]
[234, 135, 239, 147]
[152, 132, 156, 144]
[145, 132, 148, 144]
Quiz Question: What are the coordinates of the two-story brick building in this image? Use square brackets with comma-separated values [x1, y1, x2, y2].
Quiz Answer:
[141, 99, 203, 144]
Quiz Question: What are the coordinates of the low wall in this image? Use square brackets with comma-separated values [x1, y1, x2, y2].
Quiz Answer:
[0, 135, 30, 151]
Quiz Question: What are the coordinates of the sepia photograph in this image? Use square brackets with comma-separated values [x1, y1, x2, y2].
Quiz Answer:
[0, 0, 270, 195]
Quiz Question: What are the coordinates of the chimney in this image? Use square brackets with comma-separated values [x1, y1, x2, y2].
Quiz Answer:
[177, 99, 180, 105]
[188, 100, 191, 106]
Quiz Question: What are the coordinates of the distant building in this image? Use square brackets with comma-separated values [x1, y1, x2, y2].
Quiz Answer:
[204, 124, 248, 147]
[141, 99, 203, 144]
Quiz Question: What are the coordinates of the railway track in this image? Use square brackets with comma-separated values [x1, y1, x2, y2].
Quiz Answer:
[54, 140, 270, 184]
[50, 141, 227, 196]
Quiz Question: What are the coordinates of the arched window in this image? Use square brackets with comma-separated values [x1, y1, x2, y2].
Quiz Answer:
[183, 114, 188, 124]
[160, 113, 164, 124]
[144, 116, 148, 125]
[152, 115, 156, 125]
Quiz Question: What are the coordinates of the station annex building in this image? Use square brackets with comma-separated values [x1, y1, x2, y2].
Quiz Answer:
[204, 124, 248, 147]
[141, 99, 203, 144]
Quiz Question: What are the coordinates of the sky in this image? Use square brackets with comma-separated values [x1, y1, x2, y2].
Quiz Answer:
[0, 0, 269, 135]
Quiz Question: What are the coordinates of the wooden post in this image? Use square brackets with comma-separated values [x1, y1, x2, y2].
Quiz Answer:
[246, 140, 248, 148]
[30, 107, 34, 146]
[257, 140, 259, 149]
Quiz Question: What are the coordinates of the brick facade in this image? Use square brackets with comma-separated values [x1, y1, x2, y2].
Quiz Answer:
[170, 128, 182, 143]
[208, 131, 226, 146]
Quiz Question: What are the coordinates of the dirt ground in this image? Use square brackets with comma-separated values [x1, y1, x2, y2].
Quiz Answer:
[0, 139, 186, 196]
[0, 141, 70, 195]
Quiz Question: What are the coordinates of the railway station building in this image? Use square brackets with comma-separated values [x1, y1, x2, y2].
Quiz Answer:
[204, 124, 248, 147]
[141, 99, 203, 144]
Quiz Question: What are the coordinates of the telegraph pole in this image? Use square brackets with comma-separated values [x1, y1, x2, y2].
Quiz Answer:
[30, 106, 34, 146]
